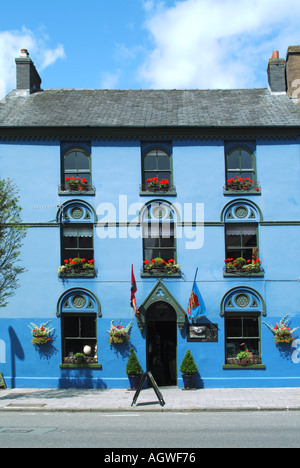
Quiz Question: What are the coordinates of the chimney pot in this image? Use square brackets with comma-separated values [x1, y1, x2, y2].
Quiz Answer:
[20, 49, 29, 57]
[272, 51, 279, 59]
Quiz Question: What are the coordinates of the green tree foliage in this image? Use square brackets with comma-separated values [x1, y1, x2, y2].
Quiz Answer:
[0, 178, 27, 307]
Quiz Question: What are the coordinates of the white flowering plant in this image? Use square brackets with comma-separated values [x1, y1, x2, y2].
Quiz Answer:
[28, 321, 54, 345]
[107, 320, 133, 345]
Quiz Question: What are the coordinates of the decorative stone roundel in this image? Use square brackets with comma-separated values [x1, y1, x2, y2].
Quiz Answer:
[71, 294, 86, 308]
[70, 206, 84, 219]
[235, 293, 250, 307]
[234, 206, 248, 219]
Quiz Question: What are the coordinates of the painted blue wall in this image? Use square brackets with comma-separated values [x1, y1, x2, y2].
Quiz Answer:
[0, 137, 299, 388]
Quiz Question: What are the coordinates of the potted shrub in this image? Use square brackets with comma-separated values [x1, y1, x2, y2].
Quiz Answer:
[126, 348, 143, 390]
[179, 350, 198, 389]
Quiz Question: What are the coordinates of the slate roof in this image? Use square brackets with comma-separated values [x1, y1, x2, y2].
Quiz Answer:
[0, 88, 300, 129]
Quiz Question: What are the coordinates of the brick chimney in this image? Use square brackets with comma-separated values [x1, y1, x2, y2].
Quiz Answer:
[267, 50, 286, 94]
[15, 49, 42, 94]
[286, 46, 300, 98]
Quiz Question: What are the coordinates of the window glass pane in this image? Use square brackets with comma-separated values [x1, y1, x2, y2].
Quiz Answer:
[157, 154, 170, 170]
[64, 316, 79, 337]
[244, 317, 259, 337]
[160, 249, 175, 261]
[241, 171, 254, 180]
[77, 173, 91, 184]
[81, 316, 96, 338]
[64, 236, 77, 249]
[225, 225, 241, 247]
[226, 317, 242, 337]
[241, 150, 253, 169]
[226, 340, 241, 358]
[157, 171, 171, 181]
[76, 151, 90, 170]
[144, 154, 156, 170]
[78, 236, 93, 249]
[226, 249, 242, 259]
[241, 225, 257, 247]
[227, 151, 240, 169]
[64, 152, 76, 170]
[242, 339, 259, 355]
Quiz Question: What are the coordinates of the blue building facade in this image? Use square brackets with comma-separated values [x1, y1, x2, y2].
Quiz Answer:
[0, 48, 299, 389]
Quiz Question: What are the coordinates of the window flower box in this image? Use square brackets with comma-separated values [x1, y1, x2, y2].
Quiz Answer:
[62, 356, 98, 365]
[58, 258, 95, 277]
[224, 177, 261, 194]
[224, 257, 263, 276]
[139, 180, 177, 196]
[58, 178, 95, 195]
[226, 356, 262, 366]
[142, 258, 181, 276]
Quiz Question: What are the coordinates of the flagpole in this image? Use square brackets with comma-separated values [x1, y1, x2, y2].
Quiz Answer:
[193, 267, 198, 283]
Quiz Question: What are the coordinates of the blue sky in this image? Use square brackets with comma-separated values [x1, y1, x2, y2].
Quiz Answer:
[1, 0, 300, 98]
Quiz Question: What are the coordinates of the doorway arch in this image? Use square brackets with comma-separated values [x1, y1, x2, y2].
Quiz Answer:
[146, 301, 177, 386]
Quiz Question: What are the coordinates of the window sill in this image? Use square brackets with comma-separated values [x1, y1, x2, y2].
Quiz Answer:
[58, 270, 96, 278]
[139, 190, 177, 197]
[222, 364, 266, 370]
[141, 271, 181, 278]
[223, 189, 261, 196]
[58, 189, 95, 196]
[223, 271, 264, 278]
[60, 363, 102, 369]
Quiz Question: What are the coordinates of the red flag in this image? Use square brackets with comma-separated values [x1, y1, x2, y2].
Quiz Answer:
[130, 264, 138, 315]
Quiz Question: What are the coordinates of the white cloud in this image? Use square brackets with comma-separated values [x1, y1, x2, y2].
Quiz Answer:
[99, 70, 122, 89]
[139, 0, 300, 89]
[0, 28, 65, 99]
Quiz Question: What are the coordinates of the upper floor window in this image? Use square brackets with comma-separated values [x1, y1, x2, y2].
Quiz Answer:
[59, 144, 94, 194]
[58, 201, 95, 277]
[140, 144, 176, 195]
[222, 201, 263, 276]
[224, 143, 260, 194]
[141, 201, 180, 276]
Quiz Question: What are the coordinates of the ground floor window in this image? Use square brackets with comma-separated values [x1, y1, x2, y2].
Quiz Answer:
[62, 313, 97, 361]
[225, 314, 260, 359]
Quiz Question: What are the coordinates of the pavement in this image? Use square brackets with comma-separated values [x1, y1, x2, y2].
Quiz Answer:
[0, 386, 300, 412]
